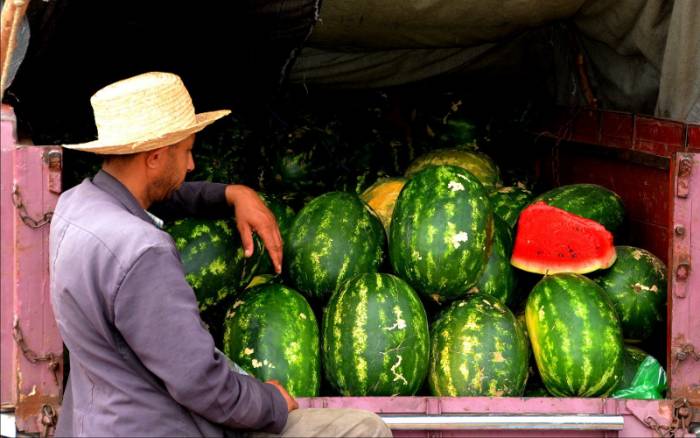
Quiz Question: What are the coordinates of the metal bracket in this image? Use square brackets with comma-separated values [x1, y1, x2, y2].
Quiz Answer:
[673, 344, 700, 371]
[676, 153, 693, 198]
[43, 148, 62, 194]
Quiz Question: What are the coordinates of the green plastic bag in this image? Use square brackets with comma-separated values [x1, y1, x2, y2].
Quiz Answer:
[612, 356, 667, 400]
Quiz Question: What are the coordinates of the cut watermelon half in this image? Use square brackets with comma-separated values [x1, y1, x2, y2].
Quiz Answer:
[511, 201, 616, 275]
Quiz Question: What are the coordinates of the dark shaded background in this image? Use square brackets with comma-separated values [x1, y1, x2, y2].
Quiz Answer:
[3, 0, 319, 144]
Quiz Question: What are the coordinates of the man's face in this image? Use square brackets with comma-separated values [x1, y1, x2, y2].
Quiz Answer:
[150, 135, 195, 201]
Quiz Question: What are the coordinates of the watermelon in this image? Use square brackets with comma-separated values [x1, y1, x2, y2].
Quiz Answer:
[223, 284, 320, 397]
[436, 118, 478, 148]
[322, 273, 430, 396]
[360, 177, 407, 233]
[167, 218, 249, 310]
[525, 273, 624, 397]
[254, 194, 296, 275]
[429, 294, 529, 396]
[404, 148, 502, 190]
[511, 201, 616, 275]
[286, 191, 385, 301]
[591, 246, 667, 342]
[533, 184, 625, 234]
[489, 185, 534, 229]
[516, 311, 549, 397]
[390, 165, 493, 304]
[271, 124, 333, 193]
[470, 216, 517, 306]
[617, 345, 651, 391]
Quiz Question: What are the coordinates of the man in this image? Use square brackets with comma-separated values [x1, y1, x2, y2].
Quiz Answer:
[50, 71, 392, 437]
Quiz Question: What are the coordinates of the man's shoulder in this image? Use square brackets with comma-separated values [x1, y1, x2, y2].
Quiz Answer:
[53, 180, 175, 265]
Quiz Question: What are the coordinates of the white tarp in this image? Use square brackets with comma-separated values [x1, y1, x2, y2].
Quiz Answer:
[290, 0, 700, 122]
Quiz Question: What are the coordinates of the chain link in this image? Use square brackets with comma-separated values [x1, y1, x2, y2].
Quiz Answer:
[12, 318, 61, 385]
[11, 184, 53, 228]
[40, 404, 57, 438]
[643, 398, 692, 437]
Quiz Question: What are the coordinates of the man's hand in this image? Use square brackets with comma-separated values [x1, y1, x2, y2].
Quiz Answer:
[266, 380, 299, 412]
[225, 185, 283, 274]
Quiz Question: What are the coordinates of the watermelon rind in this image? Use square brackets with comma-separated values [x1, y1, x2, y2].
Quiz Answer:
[470, 215, 517, 306]
[286, 191, 385, 301]
[590, 246, 667, 342]
[223, 284, 320, 397]
[429, 294, 529, 396]
[389, 165, 493, 304]
[532, 184, 625, 234]
[525, 273, 624, 397]
[405, 148, 502, 190]
[322, 273, 430, 396]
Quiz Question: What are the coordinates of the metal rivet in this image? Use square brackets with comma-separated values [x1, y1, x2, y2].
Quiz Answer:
[675, 225, 686, 236]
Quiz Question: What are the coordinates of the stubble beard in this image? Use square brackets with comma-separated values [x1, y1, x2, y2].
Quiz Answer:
[149, 159, 182, 204]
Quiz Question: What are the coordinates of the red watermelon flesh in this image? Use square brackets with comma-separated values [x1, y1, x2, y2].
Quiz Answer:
[511, 201, 616, 275]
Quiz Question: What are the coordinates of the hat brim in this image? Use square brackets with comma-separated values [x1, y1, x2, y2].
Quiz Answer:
[62, 109, 231, 155]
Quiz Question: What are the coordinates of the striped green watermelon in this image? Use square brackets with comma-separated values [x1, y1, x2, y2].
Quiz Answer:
[470, 216, 517, 306]
[616, 345, 651, 391]
[591, 246, 667, 342]
[489, 185, 534, 229]
[429, 294, 529, 396]
[533, 184, 625, 234]
[405, 148, 502, 190]
[322, 273, 429, 396]
[223, 284, 320, 397]
[254, 194, 296, 275]
[525, 273, 624, 397]
[516, 311, 549, 397]
[436, 119, 478, 148]
[390, 165, 493, 304]
[286, 192, 385, 301]
[360, 177, 407, 233]
[167, 218, 249, 310]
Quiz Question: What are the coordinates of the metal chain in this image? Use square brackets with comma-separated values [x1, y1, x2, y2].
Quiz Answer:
[12, 318, 60, 385]
[643, 398, 692, 437]
[40, 404, 57, 438]
[11, 184, 53, 228]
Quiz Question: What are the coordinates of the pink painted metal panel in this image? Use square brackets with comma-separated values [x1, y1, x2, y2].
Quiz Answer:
[296, 397, 683, 437]
[0, 104, 63, 434]
[1, 105, 19, 408]
[670, 152, 700, 403]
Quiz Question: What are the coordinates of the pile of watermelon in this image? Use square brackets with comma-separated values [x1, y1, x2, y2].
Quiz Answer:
[162, 95, 668, 400]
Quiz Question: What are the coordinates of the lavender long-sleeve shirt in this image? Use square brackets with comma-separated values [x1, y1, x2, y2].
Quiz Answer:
[50, 170, 288, 437]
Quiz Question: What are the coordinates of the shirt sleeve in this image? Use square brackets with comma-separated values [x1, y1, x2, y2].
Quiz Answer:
[113, 243, 288, 433]
[150, 181, 231, 221]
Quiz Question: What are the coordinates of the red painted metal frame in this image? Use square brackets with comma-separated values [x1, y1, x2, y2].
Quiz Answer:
[544, 108, 697, 157]
[1, 104, 63, 433]
[539, 108, 700, 406]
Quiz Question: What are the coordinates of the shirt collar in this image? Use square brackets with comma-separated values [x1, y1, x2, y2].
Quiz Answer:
[92, 170, 163, 229]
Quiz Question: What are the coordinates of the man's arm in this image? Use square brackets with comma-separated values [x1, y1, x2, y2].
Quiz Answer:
[152, 182, 284, 273]
[113, 243, 289, 432]
[150, 181, 230, 221]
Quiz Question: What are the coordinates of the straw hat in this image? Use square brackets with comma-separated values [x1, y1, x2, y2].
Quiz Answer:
[62, 72, 231, 154]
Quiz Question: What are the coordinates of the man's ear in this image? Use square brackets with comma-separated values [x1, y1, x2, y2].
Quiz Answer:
[144, 146, 169, 169]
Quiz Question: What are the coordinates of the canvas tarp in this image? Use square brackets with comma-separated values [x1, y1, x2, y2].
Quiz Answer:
[290, 0, 700, 122]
